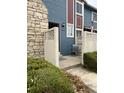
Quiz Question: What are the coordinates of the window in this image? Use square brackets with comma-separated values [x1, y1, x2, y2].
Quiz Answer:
[76, 2, 82, 14]
[92, 12, 97, 22]
[67, 24, 74, 38]
[77, 30, 82, 37]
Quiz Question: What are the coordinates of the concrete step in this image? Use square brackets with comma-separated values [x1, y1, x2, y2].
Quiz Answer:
[61, 63, 81, 70]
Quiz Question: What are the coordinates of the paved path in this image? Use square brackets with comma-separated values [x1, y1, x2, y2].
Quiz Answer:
[59, 55, 82, 69]
[66, 66, 97, 93]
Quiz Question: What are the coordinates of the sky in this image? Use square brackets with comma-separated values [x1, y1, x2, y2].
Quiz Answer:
[86, 0, 97, 8]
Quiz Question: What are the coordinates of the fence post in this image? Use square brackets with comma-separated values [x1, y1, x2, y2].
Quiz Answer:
[54, 27, 59, 67]
[81, 31, 84, 65]
[44, 27, 59, 67]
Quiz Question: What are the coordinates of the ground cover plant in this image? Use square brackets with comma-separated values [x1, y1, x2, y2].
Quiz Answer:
[27, 58, 74, 93]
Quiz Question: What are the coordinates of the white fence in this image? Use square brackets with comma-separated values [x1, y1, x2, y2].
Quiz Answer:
[44, 27, 59, 67]
[83, 31, 97, 53]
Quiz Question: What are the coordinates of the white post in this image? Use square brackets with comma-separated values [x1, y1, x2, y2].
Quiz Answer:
[54, 27, 59, 67]
[44, 27, 59, 67]
[81, 31, 85, 65]
[91, 26, 94, 32]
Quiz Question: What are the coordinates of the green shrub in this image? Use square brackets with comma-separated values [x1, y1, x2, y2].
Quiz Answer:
[84, 52, 97, 72]
[27, 58, 74, 93]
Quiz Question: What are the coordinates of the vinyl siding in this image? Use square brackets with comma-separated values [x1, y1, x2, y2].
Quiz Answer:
[43, 0, 75, 55]
[43, 0, 66, 23]
[84, 6, 97, 30]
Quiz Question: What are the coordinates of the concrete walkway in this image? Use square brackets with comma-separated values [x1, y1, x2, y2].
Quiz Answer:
[59, 55, 82, 69]
[59, 55, 97, 93]
[66, 66, 97, 93]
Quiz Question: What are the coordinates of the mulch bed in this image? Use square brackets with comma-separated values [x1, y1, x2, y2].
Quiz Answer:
[65, 72, 90, 93]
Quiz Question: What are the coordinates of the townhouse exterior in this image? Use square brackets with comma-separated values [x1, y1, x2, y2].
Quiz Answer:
[43, 0, 86, 55]
[27, 0, 97, 66]
[42, 0, 97, 56]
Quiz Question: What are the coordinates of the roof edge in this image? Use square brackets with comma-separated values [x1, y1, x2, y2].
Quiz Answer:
[82, 0, 88, 4]
[85, 3, 97, 11]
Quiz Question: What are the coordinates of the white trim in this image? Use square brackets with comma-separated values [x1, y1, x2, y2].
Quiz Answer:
[91, 26, 94, 32]
[93, 21, 97, 23]
[92, 12, 97, 23]
[75, 0, 83, 28]
[75, 0, 84, 44]
[82, 2, 84, 30]
[76, 12, 82, 16]
[66, 0, 68, 35]
[76, 0, 83, 5]
[81, 2, 85, 65]
[91, 12, 93, 21]
[76, 28, 82, 31]
[75, 0, 85, 65]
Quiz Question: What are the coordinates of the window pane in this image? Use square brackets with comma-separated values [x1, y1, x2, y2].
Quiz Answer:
[76, 3, 82, 14]
[67, 24, 74, 37]
[93, 13, 97, 22]
[77, 30, 82, 37]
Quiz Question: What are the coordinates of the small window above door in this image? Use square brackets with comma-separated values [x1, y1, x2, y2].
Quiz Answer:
[92, 12, 97, 23]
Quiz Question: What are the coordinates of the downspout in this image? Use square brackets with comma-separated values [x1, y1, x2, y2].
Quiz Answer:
[74, 0, 76, 44]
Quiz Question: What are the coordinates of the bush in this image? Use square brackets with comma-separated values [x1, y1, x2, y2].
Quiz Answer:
[27, 58, 74, 93]
[84, 52, 97, 72]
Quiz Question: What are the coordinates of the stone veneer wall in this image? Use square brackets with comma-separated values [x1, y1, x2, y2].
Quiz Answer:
[27, 0, 48, 58]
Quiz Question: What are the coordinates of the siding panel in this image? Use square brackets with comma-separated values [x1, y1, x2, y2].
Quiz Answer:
[43, 0, 75, 55]
[43, 0, 66, 23]
[76, 15, 82, 29]
[84, 6, 97, 30]
[68, 0, 74, 24]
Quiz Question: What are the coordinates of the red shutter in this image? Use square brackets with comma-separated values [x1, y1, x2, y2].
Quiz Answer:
[76, 15, 82, 29]
[68, 0, 73, 24]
